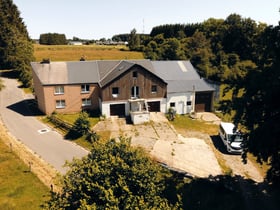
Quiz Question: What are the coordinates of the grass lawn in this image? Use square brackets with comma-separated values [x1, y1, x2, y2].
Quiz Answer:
[55, 113, 99, 126]
[33, 44, 144, 61]
[0, 138, 50, 210]
[170, 114, 219, 136]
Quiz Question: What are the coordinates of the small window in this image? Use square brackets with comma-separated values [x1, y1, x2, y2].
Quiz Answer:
[54, 86, 64, 95]
[186, 101, 192, 106]
[112, 87, 119, 98]
[170, 102, 175, 107]
[56, 100, 65, 108]
[81, 84, 90, 93]
[82, 98, 91, 107]
[133, 71, 138, 78]
[151, 85, 157, 93]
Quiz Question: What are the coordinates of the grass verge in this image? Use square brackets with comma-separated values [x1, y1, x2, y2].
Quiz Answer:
[0, 138, 50, 210]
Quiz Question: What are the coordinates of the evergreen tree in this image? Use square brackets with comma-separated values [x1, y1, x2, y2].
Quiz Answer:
[0, 0, 34, 87]
[39, 33, 67, 45]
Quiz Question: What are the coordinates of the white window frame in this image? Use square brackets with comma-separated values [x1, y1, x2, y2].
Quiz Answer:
[54, 86, 64, 95]
[82, 98, 92, 107]
[131, 86, 139, 98]
[56, 100, 65, 108]
[81, 84, 90, 93]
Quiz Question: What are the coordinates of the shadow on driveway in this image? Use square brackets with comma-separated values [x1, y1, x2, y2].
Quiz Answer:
[6, 99, 44, 116]
[210, 135, 230, 155]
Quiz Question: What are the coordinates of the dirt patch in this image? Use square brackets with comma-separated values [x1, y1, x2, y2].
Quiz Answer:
[0, 118, 60, 192]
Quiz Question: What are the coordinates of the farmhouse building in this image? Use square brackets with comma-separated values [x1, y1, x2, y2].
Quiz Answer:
[31, 60, 214, 123]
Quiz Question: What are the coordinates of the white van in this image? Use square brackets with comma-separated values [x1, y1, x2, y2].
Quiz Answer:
[219, 122, 243, 154]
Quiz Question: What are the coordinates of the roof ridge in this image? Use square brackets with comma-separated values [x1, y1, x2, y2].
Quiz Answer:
[99, 60, 123, 81]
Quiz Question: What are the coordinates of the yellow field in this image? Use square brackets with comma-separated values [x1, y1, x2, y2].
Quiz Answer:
[33, 44, 144, 62]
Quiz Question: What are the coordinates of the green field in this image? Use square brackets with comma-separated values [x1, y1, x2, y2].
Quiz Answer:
[33, 44, 144, 62]
[0, 138, 50, 210]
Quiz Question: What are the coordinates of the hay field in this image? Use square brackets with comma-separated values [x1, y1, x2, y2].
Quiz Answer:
[33, 44, 144, 62]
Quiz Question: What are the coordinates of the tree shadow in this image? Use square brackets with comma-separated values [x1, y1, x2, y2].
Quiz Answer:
[0, 70, 19, 79]
[6, 99, 44, 116]
[165, 173, 280, 210]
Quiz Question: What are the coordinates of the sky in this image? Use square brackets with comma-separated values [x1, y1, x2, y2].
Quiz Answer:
[13, 0, 280, 40]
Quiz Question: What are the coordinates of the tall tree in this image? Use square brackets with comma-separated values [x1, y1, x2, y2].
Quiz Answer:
[128, 28, 140, 51]
[184, 31, 216, 78]
[0, 0, 34, 87]
[46, 137, 179, 209]
[229, 24, 280, 185]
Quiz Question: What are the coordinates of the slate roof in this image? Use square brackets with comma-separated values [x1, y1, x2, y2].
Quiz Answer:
[151, 61, 214, 92]
[31, 61, 100, 85]
[31, 60, 214, 92]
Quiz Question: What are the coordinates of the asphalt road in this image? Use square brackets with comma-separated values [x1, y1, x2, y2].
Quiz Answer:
[0, 77, 88, 174]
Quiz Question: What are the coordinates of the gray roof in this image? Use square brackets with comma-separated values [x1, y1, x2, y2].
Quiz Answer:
[31, 59, 214, 92]
[151, 61, 214, 92]
[167, 80, 214, 93]
[151, 60, 201, 81]
[31, 61, 100, 85]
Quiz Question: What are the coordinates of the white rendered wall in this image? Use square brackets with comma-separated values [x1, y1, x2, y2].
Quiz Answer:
[166, 92, 195, 114]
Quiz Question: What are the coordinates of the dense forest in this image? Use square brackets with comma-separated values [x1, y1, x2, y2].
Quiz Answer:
[129, 14, 267, 84]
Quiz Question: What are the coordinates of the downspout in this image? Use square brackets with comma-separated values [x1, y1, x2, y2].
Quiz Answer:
[192, 85, 195, 113]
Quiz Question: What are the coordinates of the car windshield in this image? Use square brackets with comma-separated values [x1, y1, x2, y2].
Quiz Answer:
[232, 134, 243, 142]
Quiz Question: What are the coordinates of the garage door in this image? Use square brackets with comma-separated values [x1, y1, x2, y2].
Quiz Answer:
[147, 101, 160, 112]
[195, 92, 212, 112]
[110, 104, 125, 117]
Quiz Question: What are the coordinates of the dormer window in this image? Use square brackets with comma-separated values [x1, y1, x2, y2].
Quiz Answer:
[133, 71, 138, 78]
[81, 84, 90, 93]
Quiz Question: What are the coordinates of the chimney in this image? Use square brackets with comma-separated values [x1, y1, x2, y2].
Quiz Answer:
[40, 58, 50, 64]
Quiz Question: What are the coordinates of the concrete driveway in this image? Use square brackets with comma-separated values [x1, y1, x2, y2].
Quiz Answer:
[94, 112, 223, 178]
[0, 77, 88, 174]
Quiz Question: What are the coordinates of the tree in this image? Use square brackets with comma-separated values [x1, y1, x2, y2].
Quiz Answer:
[184, 31, 215, 78]
[46, 137, 178, 209]
[0, 0, 34, 87]
[72, 111, 91, 136]
[162, 38, 186, 60]
[128, 28, 140, 51]
[228, 24, 280, 186]
[39, 33, 67, 45]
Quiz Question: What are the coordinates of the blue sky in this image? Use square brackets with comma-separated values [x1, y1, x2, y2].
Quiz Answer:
[13, 0, 280, 39]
